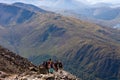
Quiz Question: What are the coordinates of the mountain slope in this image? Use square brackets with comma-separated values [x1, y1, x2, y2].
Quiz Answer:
[13, 2, 47, 13]
[0, 3, 36, 27]
[38, 0, 120, 29]
[9, 13, 120, 79]
[0, 46, 35, 74]
[0, 3, 120, 80]
[92, 7, 120, 20]
[0, 45, 78, 80]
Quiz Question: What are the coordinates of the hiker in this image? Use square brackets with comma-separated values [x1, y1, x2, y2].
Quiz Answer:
[47, 59, 55, 74]
[42, 61, 48, 69]
[38, 62, 48, 74]
[40, 59, 64, 74]
[54, 60, 59, 71]
[58, 61, 63, 69]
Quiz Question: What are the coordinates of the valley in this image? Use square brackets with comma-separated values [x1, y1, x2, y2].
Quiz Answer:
[0, 2, 120, 80]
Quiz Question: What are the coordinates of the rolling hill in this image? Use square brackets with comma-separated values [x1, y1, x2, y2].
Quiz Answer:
[0, 2, 120, 80]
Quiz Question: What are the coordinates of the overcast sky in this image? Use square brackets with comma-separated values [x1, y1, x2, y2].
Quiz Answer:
[85, 0, 120, 4]
[0, 0, 120, 5]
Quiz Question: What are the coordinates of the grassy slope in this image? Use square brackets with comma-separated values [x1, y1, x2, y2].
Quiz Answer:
[0, 4, 120, 80]
[15, 13, 120, 56]
[12, 13, 120, 80]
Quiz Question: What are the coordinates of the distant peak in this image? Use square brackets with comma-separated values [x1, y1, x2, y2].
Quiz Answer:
[13, 2, 47, 13]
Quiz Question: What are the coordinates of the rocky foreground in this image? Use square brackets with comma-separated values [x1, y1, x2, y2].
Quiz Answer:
[0, 46, 79, 80]
[0, 69, 78, 80]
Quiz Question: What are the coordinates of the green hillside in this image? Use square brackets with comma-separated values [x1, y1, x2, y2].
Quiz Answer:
[0, 3, 120, 80]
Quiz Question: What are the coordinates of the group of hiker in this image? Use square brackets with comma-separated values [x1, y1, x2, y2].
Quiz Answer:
[42, 59, 63, 74]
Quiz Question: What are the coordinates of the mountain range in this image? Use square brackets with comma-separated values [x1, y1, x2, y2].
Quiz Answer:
[0, 2, 120, 80]
[38, 0, 120, 29]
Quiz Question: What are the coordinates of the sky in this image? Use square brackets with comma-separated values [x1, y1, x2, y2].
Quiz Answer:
[0, 0, 120, 6]
[85, 0, 120, 4]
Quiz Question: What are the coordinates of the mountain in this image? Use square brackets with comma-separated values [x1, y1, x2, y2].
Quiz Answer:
[38, 0, 120, 19]
[91, 3, 113, 8]
[92, 7, 120, 20]
[85, 7, 120, 28]
[0, 45, 35, 74]
[0, 45, 78, 80]
[39, 0, 89, 16]
[0, 2, 120, 80]
[38, 0, 120, 29]
[13, 2, 47, 13]
[83, 7, 120, 28]
[0, 3, 36, 27]
[39, 0, 87, 10]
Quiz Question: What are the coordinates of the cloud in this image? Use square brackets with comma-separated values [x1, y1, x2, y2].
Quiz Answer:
[80, 0, 120, 4]
[0, 0, 120, 5]
[0, 0, 42, 6]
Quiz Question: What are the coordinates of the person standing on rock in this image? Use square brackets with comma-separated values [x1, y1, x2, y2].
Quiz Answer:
[58, 60, 63, 69]
[54, 60, 59, 71]
[42, 61, 48, 70]
[47, 59, 55, 74]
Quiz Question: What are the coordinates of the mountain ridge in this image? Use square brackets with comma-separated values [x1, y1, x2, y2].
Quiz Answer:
[0, 3, 36, 27]
[38, 0, 120, 29]
[13, 2, 47, 13]
[0, 2, 120, 80]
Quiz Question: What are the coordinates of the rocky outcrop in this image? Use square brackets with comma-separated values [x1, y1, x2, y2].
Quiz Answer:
[0, 46, 78, 80]
[0, 71, 10, 80]
[4, 70, 78, 80]
[0, 46, 36, 74]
